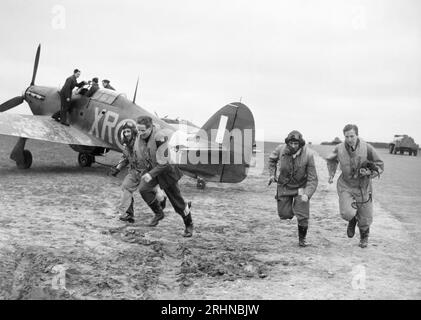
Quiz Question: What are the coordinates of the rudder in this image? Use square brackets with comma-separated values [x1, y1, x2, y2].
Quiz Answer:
[201, 102, 255, 183]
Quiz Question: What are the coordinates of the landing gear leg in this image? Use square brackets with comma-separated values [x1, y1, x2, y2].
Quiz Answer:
[196, 177, 206, 189]
[78, 153, 94, 167]
[10, 137, 33, 169]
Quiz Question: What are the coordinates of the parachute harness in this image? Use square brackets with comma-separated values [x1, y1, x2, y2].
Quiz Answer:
[274, 150, 302, 199]
[351, 188, 372, 210]
[351, 161, 381, 210]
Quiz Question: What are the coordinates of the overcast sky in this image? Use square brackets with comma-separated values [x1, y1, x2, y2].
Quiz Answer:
[1, 0, 420, 143]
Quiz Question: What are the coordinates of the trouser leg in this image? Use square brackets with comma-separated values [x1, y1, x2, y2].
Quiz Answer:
[294, 195, 310, 246]
[338, 191, 357, 222]
[356, 192, 373, 248]
[293, 195, 310, 227]
[163, 182, 193, 237]
[139, 178, 165, 226]
[277, 196, 294, 220]
[117, 173, 140, 216]
[163, 182, 186, 214]
[139, 178, 160, 204]
[117, 189, 134, 214]
[277, 196, 309, 245]
[339, 187, 372, 243]
[60, 96, 70, 124]
[138, 181, 166, 208]
[126, 198, 134, 215]
[355, 195, 373, 231]
[140, 190, 165, 226]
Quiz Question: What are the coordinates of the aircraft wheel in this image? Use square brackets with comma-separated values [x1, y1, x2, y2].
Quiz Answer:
[197, 177, 206, 189]
[78, 153, 94, 167]
[17, 150, 32, 169]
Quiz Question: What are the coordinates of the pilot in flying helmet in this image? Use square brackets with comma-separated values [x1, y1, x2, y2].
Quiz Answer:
[121, 121, 137, 146]
[284, 130, 306, 155]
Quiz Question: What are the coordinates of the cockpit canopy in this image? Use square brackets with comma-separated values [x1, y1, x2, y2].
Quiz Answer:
[91, 89, 125, 105]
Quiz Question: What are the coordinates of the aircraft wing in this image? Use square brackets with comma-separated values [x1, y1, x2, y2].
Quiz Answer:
[0, 113, 113, 148]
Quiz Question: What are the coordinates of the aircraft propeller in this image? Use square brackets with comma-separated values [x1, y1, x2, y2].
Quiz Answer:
[0, 44, 41, 112]
[132, 75, 139, 104]
[0, 96, 25, 112]
[30, 44, 41, 86]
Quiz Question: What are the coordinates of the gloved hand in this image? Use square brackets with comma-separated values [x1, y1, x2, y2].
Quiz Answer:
[359, 168, 372, 176]
[142, 173, 153, 183]
[109, 167, 120, 177]
[301, 194, 309, 202]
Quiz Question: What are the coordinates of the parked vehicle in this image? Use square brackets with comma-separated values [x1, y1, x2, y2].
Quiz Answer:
[389, 135, 418, 156]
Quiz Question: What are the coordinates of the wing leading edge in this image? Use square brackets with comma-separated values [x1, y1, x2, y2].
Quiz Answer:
[0, 113, 113, 148]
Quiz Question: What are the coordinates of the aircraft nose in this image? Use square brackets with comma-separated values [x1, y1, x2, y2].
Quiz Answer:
[25, 86, 46, 101]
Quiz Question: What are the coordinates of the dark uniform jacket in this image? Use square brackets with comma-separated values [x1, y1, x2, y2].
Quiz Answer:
[60, 75, 85, 100]
[86, 83, 99, 97]
[268, 144, 318, 198]
[134, 126, 182, 189]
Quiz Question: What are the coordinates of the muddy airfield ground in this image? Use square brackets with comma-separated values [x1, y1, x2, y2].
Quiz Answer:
[0, 136, 420, 299]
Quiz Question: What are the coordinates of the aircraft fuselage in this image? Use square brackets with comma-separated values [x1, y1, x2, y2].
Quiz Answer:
[25, 86, 175, 152]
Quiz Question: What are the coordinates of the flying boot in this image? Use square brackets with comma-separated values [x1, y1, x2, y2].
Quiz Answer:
[347, 216, 357, 238]
[119, 199, 135, 223]
[182, 201, 193, 237]
[298, 225, 308, 247]
[148, 199, 165, 227]
[359, 228, 369, 248]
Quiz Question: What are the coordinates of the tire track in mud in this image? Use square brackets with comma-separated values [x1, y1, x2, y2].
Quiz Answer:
[105, 225, 172, 299]
[176, 241, 271, 287]
[0, 247, 75, 299]
[105, 220, 276, 299]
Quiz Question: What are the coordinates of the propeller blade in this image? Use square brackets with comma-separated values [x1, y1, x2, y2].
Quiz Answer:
[132, 75, 139, 104]
[0, 96, 24, 112]
[30, 44, 41, 86]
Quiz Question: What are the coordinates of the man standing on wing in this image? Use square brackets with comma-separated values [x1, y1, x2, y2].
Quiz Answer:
[52, 69, 86, 125]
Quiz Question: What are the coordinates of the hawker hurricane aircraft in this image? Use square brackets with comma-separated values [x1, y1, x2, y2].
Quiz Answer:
[0, 45, 255, 189]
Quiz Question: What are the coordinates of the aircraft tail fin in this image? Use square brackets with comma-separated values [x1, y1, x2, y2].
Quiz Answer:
[200, 102, 255, 183]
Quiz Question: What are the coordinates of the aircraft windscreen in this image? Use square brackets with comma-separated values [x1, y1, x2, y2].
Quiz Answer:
[91, 89, 120, 104]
